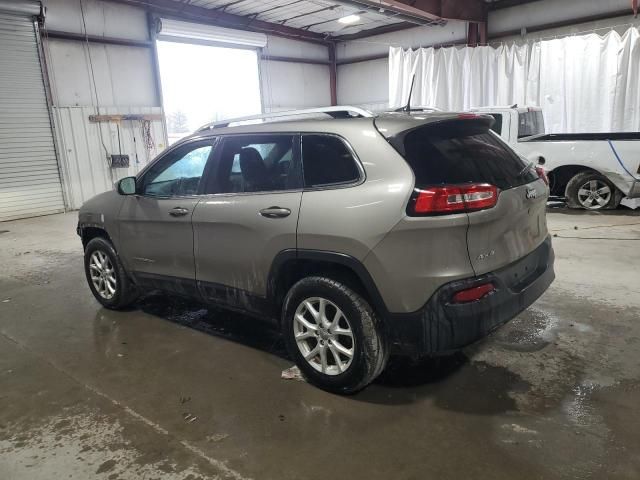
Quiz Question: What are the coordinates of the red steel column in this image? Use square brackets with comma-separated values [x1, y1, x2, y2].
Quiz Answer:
[329, 42, 337, 106]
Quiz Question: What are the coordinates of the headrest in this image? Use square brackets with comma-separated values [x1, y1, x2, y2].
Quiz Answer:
[239, 147, 267, 182]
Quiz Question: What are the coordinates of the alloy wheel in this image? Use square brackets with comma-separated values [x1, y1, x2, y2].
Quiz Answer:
[577, 179, 611, 209]
[293, 297, 355, 376]
[89, 250, 117, 300]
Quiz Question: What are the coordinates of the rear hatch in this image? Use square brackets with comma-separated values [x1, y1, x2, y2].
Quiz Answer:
[377, 114, 549, 276]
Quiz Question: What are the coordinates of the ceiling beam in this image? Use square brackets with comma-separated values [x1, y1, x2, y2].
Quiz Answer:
[254, 0, 306, 17]
[260, 55, 331, 65]
[332, 21, 415, 41]
[332, 0, 488, 40]
[395, 0, 486, 22]
[281, 5, 338, 25]
[337, 0, 444, 24]
[44, 29, 152, 48]
[107, 0, 330, 44]
[485, 0, 544, 10]
[441, 0, 485, 22]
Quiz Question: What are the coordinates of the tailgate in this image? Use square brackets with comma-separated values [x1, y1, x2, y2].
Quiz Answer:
[467, 179, 548, 275]
[379, 115, 550, 277]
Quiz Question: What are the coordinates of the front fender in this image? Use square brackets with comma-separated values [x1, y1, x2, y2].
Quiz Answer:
[78, 190, 125, 248]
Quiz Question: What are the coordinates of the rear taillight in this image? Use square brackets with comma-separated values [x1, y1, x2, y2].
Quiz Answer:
[452, 282, 496, 304]
[409, 183, 498, 216]
[535, 166, 549, 185]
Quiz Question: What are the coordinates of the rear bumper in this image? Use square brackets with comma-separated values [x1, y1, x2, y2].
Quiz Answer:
[387, 236, 555, 356]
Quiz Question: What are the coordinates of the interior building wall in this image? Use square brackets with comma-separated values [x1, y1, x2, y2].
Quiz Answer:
[335, 22, 467, 110]
[261, 36, 331, 112]
[41, 0, 331, 209]
[336, 60, 388, 112]
[336, 0, 640, 110]
[43, 0, 147, 39]
[492, 13, 640, 44]
[488, 0, 635, 37]
[42, 0, 638, 210]
[46, 39, 157, 107]
[42, 0, 164, 209]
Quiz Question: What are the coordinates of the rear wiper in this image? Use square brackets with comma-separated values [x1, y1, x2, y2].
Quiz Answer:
[518, 161, 534, 178]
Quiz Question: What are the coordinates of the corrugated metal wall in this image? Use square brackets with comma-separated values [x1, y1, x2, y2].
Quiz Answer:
[39, 0, 333, 214]
[0, 11, 65, 222]
[53, 106, 165, 209]
[261, 36, 331, 112]
[42, 0, 166, 211]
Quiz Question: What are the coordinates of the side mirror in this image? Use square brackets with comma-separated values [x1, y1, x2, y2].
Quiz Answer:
[117, 176, 137, 195]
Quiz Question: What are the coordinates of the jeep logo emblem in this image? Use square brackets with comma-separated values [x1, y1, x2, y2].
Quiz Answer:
[526, 188, 538, 199]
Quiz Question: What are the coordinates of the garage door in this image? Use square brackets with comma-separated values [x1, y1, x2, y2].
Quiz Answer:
[0, 2, 65, 222]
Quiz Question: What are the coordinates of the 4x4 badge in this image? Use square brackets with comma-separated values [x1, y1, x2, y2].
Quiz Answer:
[526, 188, 538, 199]
[476, 250, 496, 261]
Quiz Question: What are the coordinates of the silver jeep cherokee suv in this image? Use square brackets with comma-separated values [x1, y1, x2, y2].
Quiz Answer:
[78, 107, 555, 394]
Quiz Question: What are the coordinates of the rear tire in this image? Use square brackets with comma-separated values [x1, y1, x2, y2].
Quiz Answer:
[282, 277, 388, 394]
[565, 171, 622, 210]
[84, 237, 138, 310]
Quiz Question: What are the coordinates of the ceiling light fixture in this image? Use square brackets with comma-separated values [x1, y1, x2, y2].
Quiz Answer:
[338, 14, 360, 24]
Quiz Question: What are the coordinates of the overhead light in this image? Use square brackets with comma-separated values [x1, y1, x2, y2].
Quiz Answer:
[338, 14, 360, 24]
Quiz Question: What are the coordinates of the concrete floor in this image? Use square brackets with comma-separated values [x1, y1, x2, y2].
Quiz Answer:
[1, 208, 639, 480]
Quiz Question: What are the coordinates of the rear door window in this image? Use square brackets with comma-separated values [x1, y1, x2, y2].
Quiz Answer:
[207, 134, 301, 194]
[301, 135, 361, 188]
[397, 121, 537, 190]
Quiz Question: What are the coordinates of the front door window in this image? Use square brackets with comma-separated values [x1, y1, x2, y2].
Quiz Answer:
[142, 143, 214, 197]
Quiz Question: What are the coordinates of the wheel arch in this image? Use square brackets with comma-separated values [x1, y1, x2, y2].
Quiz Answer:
[80, 225, 113, 249]
[547, 165, 598, 196]
[268, 249, 390, 322]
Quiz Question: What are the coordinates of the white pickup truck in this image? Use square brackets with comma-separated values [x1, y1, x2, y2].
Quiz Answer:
[471, 106, 640, 210]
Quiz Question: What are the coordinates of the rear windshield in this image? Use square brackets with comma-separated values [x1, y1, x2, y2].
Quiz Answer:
[395, 121, 538, 190]
[518, 110, 545, 138]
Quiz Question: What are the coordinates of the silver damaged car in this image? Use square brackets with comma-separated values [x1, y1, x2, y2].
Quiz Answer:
[78, 107, 555, 394]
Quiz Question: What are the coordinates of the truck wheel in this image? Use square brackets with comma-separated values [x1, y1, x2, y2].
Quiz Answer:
[565, 171, 622, 210]
[84, 237, 139, 310]
[282, 277, 388, 394]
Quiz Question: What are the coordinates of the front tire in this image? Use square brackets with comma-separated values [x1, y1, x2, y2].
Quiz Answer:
[565, 171, 622, 210]
[84, 237, 138, 310]
[282, 277, 388, 394]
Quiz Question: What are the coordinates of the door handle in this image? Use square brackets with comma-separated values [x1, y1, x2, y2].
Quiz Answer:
[169, 207, 190, 217]
[260, 206, 291, 219]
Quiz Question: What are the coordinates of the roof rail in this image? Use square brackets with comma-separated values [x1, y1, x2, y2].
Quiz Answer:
[393, 106, 442, 113]
[196, 106, 374, 132]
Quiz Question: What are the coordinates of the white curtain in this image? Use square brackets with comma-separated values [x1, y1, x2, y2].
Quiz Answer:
[389, 28, 640, 133]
